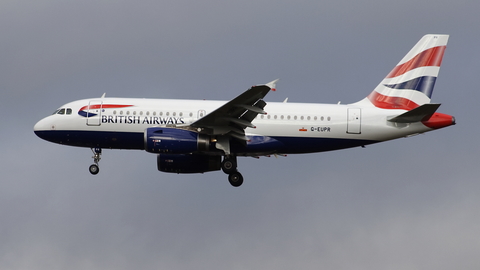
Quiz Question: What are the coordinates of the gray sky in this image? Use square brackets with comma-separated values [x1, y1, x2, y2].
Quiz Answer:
[1, 0, 479, 269]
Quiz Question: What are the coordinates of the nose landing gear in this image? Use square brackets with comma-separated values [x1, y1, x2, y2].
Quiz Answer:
[89, 148, 102, 175]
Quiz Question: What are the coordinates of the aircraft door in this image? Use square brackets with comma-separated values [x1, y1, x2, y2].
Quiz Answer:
[86, 100, 103, 126]
[347, 108, 361, 134]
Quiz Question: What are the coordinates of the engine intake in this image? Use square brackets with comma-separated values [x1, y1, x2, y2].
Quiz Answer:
[145, 127, 210, 154]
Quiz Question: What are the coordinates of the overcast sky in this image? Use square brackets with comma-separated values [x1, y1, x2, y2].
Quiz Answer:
[1, 0, 479, 269]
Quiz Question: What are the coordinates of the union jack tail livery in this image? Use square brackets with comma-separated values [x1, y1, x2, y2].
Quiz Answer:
[363, 34, 449, 110]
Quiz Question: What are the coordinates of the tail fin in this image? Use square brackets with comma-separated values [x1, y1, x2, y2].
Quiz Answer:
[362, 34, 449, 110]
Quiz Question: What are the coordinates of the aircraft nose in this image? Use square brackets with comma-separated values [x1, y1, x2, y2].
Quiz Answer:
[34, 117, 50, 131]
[34, 117, 55, 141]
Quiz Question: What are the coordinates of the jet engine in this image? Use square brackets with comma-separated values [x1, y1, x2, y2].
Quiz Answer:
[144, 127, 210, 154]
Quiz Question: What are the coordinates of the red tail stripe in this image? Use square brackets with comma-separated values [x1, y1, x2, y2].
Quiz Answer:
[367, 91, 419, 110]
[386, 46, 446, 78]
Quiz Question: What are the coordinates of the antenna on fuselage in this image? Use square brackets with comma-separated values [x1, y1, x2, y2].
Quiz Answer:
[101, 93, 106, 98]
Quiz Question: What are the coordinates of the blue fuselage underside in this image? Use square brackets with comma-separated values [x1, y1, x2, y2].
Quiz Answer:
[34, 130, 378, 154]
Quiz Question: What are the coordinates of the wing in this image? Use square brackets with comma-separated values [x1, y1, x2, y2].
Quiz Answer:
[190, 80, 278, 141]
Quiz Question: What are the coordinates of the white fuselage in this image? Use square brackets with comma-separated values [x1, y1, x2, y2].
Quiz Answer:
[34, 97, 435, 155]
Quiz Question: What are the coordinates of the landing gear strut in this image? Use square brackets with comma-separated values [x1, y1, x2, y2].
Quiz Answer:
[222, 156, 243, 187]
[89, 147, 101, 175]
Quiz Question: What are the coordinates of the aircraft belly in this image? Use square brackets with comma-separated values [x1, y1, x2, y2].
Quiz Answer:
[271, 136, 378, 154]
[34, 130, 144, 149]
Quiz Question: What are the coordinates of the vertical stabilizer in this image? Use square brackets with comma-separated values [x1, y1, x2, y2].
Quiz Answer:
[360, 34, 449, 110]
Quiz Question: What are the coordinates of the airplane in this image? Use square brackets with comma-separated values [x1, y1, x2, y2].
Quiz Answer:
[34, 34, 455, 187]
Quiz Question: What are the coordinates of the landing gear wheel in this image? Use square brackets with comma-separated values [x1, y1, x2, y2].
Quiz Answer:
[89, 164, 99, 175]
[228, 171, 244, 187]
[221, 157, 237, 174]
[89, 148, 102, 175]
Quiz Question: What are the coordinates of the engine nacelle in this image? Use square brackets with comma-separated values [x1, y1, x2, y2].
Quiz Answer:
[144, 127, 210, 154]
[157, 154, 221, 173]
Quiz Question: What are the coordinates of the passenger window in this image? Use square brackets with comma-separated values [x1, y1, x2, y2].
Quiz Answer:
[66, 108, 72, 115]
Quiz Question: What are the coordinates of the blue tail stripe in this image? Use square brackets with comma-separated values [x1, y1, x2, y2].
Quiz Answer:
[383, 76, 437, 98]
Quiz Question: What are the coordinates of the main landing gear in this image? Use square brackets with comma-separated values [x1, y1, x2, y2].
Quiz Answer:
[222, 156, 243, 187]
[89, 147, 102, 175]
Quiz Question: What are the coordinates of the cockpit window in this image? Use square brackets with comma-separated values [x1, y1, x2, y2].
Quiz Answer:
[52, 108, 72, 115]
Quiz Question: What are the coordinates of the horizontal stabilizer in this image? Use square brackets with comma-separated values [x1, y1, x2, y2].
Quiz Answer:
[388, 103, 441, 123]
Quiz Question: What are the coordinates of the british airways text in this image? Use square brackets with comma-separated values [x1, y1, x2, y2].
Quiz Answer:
[102, 115, 185, 125]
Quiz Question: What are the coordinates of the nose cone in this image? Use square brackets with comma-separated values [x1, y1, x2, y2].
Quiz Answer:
[34, 116, 56, 141]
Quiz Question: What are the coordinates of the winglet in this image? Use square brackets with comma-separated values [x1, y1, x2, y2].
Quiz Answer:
[265, 79, 279, 91]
